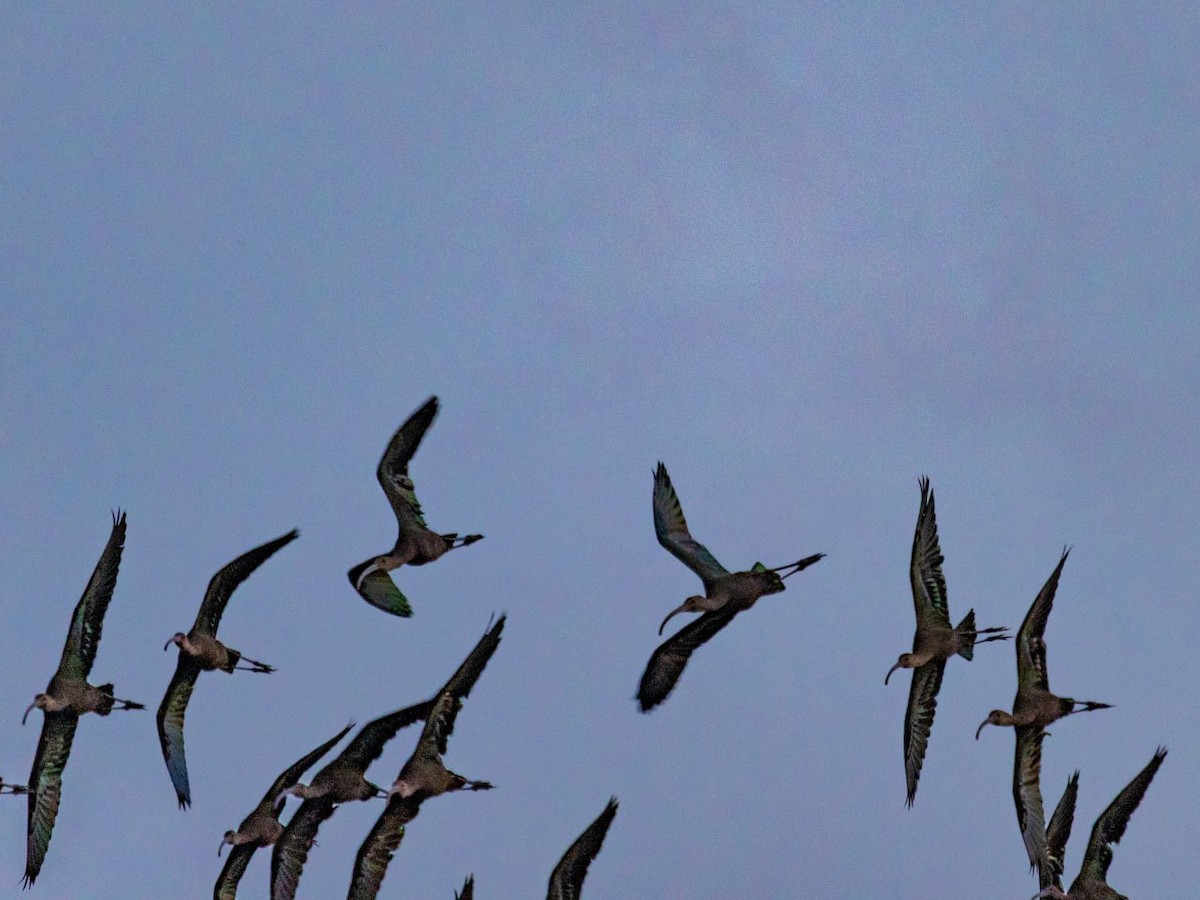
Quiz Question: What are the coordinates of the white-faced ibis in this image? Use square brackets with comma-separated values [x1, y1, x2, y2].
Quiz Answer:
[975, 550, 1111, 877]
[651, 462, 822, 635]
[23, 511, 146, 887]
[347, 691, 494, 900]
[885, 478, 1009, 806]
[271, 616, 504, 900]
[637, 463, 823, 712]
[214, 722, 353, 900]
[347, 396, 483, 617]
[547, 798, 618, 900]
[1034, 748, 1166, 899]
[158, 529, 299, 809]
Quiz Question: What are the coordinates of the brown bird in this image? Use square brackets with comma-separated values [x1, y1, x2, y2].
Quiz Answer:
[548, 798, 619, 900]
[347, 691, 494, 900]
[1039, 771, 1080, 893]
[23, 512, 145, 887]
[271, 616, 504, 900]
[347, 396, 483, 617]
[975, 549, 1111, 878]
[886, 478, 1009, 806]
[1034, 748, 1166, 899]
[638, 463, 823, 712]
[214, 722, 353, 900]
[159, 529, 299, 809]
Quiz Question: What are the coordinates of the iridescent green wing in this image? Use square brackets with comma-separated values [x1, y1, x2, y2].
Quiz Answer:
[902, 658, 945, 807]
[214, 842, 256, 900]
[653, 462, 729, 590]
[58, 511, 126, 681]
[23, 711, 79, 887]
[347, 796, 417, 900]
[349, 567, 413, 618]
[1078, 747, 1166, 884]
[909, 478, 951, 630]
[195, 530, 299, 635]
[1018, 549, 1069, 693]
[377, 397, 439, 531]
[271, 798, 336, 900]
[157, 652, 203, 808]
[548, 798, 619, 900]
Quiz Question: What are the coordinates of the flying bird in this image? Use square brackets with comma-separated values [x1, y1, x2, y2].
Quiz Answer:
[456, 876, 474, 899]
[885, 477, 1009, 806]
[638, 463, 824, 712]
[23, 511, 145, 887]
[348, 691, 494, 900]
[975, 550, 1111, 877]
[548, 797, 619, 900]
[347, 396, 484, 616]
[271, 616, 504, 900]
[214, 722, 353, 900]
[1034, 748, 1166, 899]
[1040, 771, 1080, 894]
[158, 529, 299, 809]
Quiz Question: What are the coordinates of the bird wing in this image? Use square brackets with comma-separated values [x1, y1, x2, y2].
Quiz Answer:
[413, 691, 459, 763]
[909, 478, 951, 630]
[438, 614, 505, 703]
[1018, 549, 1070, 693]
[902, 658, 945, 806]
[1078, 747, 1167, 884]
[653, 462, 729, 590]
[214, 842, 257, 900]
[346, 796, 419, 900]
[347, 565, 413, 618]
[1041, 771, 1080, 890]
[265, 722, 355, 815]
[339, 702, 429, 772]
[547, 797, 619, 900]
[58, 511, 126, 681]
[457, 875, 475, 900]
[271, 798, 336, 900]
[194, 530, 299, 635]
[157, 652, 203, 808]
[377, 397, 439, 531]
[1013, 725, 1049, 875]
[23, 711, 79, 887]
[637, 607, 739, 712]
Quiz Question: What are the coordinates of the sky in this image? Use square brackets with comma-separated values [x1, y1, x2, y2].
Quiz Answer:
[2, 5, 1198, 898]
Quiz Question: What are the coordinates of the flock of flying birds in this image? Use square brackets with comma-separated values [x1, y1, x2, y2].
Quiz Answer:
[6, 395, 1166, 898]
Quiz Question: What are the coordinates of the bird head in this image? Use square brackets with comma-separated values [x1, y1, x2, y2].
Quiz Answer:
[218, 831, 236, 856]
[658, 596, 706, 635]
[164, 632, 186, 651]
[22, 694, 49, 724]
[884, 654, 916, 685]
[975, 710, 1009, 739]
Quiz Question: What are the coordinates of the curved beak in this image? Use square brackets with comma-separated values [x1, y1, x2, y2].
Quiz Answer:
[658, 604, 688, 636]
[22, 702, 35, 725]
[975, 719, 989, 740]
[164, 637, 174, 651]
[884, 662, 902, 686]
[217, 839, 226, 857]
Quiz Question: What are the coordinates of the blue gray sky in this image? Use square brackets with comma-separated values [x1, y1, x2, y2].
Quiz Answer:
[2, 5, 1197, 898]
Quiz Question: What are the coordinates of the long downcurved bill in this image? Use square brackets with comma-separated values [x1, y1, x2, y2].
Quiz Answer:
[884, 662, 904, 685]
[218, 838, 228, 857]
[21, 702, 36, 725]
[974, 718, 991, 740]
[658, 603, 690, 636]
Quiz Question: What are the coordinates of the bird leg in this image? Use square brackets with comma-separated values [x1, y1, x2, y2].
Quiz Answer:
[772, 554, 825, 579]
[1069, 700, 1112, 714]
[109, 696, 147, 711]
[233, 655, 276, 674]
[443, 532, 484, 548]
[971, 632, 1011, 645]
[0, 781, 28, 795]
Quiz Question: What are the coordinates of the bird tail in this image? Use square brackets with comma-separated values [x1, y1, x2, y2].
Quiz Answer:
[955, 610, 977, 660]
[96, 684, 116, 715]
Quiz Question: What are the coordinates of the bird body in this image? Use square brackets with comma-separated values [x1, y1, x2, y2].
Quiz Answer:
[24, 512, 145, 888]
[158, 529, 299, 809]
[887, 478, 1008, 806]
[975, 550, 1111, 878]
[348, 396, 483, 617]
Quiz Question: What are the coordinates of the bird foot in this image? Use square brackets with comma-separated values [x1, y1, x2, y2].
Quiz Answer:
[236, 659, 276, 674]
